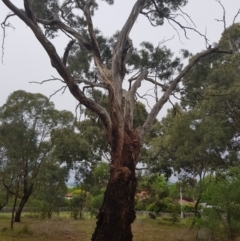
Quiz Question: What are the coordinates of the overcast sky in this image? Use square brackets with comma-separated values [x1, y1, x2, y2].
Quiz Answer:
[0, 0, 239, 119]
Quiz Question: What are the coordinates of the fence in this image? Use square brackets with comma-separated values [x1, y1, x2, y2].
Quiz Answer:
[0, 207, 195, 219]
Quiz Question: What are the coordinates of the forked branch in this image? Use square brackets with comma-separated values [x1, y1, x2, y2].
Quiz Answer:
[215, 0, 233, 50]
[138, 46, 233, 139]
[35, 16, 92, 51]
[233, 9, 240, 25]
[1, 0, 112, 139]
[1, 13, 15, 64]
[112, 0, 148, 80]
[84, 0, 102, 64]
[124, 70, 148, 129]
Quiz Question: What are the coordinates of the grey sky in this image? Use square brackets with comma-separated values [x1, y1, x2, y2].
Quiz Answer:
[0, 0, 239, 118]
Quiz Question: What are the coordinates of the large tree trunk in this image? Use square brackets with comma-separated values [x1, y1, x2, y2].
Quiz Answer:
[92, 129, 140, 241]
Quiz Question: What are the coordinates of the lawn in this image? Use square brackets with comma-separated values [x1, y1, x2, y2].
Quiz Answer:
[0, 214, 197, 241]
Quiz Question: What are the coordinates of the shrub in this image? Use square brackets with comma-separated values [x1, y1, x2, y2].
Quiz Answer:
[146, 203, 155, 212]
[17, 224, 33, 235]
[135, 201, 146, 211]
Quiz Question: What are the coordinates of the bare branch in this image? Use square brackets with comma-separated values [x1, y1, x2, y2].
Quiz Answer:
[124, 69, 148, 129]
[145, 77, 167, 90]
[177, 7, 196, 28]
[215, 0, 233, 50]
[167, 16, 209, 43]
[151, 0, 208, 42]
[63, 39, 75, 66]
[138, 46, 233, 139]
[82, 1, 113, 92]
[35, 17, 92, 51]
[29, 76, 65, 84]
[83, 0, 102, 64]
[167, 19, 185, 43]
[48, 85, 67, 101]
[140, 10, 158, 27]
[112, 0, 148, 91]
[129, 70, 149, 98]
[75, 77, 108, 89]
[127, 71, 141, 90]
[2, 0, 112, 139]
[233, 9, 240, 25]
[215, 0, 226, 29]
[136, 91, 152, 110]
[1, 13, 15, 64]
[75, 102, 82, 122]
[37, 7, 113, 92]
[58, 1, 75, 26]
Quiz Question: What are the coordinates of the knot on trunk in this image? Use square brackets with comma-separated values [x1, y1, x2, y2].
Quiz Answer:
[115, 166, 132, 183]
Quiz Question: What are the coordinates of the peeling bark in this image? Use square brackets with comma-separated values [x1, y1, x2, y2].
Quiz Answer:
[92, 129, 140, 241]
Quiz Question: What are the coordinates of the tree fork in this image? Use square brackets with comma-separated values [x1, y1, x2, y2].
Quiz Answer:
[92, 129, 140, 241]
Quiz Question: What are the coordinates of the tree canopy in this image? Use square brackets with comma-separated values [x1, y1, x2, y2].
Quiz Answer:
[1, 0, 237, 240]
[0, 90, 74, 222]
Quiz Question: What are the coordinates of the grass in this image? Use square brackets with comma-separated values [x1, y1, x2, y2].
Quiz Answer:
[133, 217, 195, 241]
[1, 213, 240, 241]
[0, 214, 201, 241]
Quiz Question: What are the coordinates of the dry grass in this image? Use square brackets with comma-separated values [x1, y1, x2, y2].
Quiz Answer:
[0, 215, 197, 241]
[133, 217, 196, 241]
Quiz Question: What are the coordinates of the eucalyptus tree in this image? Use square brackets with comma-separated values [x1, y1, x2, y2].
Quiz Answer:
[180, 24, 240, 155]
[0, 90, 74, 222]
[1, 1, 234, 240]
[181, 24, 240, 110]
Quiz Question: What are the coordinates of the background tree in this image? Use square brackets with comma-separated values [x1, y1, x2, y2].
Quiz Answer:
[1, 1, 234, 240]
[36, 159, 68, 219]
[136, 174, 168, 212]
[146, 103, 237, 214]
[145, 24, 240, 217]
[200, 168, 240, 241]
[0, 90, 74, 223]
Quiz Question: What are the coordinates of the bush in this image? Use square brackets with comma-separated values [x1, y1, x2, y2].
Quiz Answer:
[164, 203, 180, 224]
[182, 204, 195, 212]
[146, 203, 155, 212]
[17, 224, 33, 235]
[135, 201, 146, 211]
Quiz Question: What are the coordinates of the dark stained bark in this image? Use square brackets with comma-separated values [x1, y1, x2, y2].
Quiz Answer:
[92, 129, 140, 241]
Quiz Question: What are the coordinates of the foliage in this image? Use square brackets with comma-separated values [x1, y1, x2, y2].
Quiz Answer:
[135, 201, 146, 211]
[0, 90, 74, 222]
[136, 174, 172, 213]
[70, 193, 88, 219]
[1, 0, 236, 239]
[36, 160, 68, 219]
[200, 167, 240, 241]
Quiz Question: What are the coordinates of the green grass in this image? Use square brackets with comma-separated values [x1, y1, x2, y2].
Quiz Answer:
[1, 214, 233, 241]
